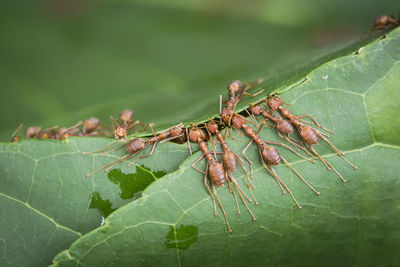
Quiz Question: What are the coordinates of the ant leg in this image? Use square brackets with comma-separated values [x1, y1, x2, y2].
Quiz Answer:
[245, 109, 259, 127]
[203, 166, 217, 216]
[129, 121, 149, 132]
[85, 153, 133, 178]
[296, 115, 333, 133]
[212, 183, 232, 232]
[186, 128, 193, 156]
[269, 167, 302, 209]
[99, 141, 128, 156]
[225, 171, 240, 214]
[307, 145, 332, 170]
[232, 151, 255, 189]
[258, 148, 286, 195]
[192, 154, 206, 174]
[255, 122, 265, 135]
[286, 134, 315, 158]
[261, 119, 275, 128]
[148, 123, 157, 137]
[104, 149, 144, 172]
[317, 133, 357, 171]
[280, 156, 320, 196]
[127, 141, 158, 166]
[227, 127, 243, 142]
[244, 89, 264, 97]
[262, 140, 315, 163]
[228, 173, 257, 221]
[277, 131, 299, 151]
[242, 140, 254, 178]
[307, 145, 349, 182]
[160, 133, 185, 143]
[232, 152, 258, 204]
[82, 140, 126, 155]
[308, 147, 347, 183]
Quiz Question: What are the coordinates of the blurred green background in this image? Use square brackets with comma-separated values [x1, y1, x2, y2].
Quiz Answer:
[0, 0, 399, 141]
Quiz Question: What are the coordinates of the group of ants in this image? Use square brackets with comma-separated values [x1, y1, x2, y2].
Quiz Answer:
[11, 79, 358, 232]
[10, 14, 400, 231]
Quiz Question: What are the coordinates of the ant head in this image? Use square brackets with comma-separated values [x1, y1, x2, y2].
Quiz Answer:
[83, 117, 100, 132]
[169, 125, 184, 137]
[249, 104, 261, 115]
[227, 80, 242, 96]
[221, 108, 233, 124]
[120, 109, 134, 122]
[25, 126, 41, 138]
[188, 127, 206, 143]
[232, 114, 245, 129]
[205, 120, 219, 134]
[115, 127, 127, 138]
[267, 96, 282, 110]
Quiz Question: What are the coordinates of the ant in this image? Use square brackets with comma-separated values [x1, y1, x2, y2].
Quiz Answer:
[220, 96, 320, 208]
[189, 126, 256, 232]
[84, 124, 184, 178]
[267, 95, 358, 182]
[10, 123, 23, 142]
[111, 109, 148, 139]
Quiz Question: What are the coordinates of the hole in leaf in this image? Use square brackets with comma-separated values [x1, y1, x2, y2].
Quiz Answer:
[108, 166, 166, 200]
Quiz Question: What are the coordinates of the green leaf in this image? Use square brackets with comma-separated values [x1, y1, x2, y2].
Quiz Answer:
[0, 138, 189, 266]
[49, 28, 400, 266]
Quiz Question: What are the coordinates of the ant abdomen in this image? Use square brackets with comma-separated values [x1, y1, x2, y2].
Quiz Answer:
[83, 118, 100, 133]
[25, 126, 41, 138]
[126, 138, 145, 154]
[276, 120, 293, 135]
[227, 80, 242, 96]
[223, 151, 237, 173]
[262, 146, 281, 165]
[300, 127, 318, 145]
[209, 162, 225, 187]
[120, 109, 133, 122]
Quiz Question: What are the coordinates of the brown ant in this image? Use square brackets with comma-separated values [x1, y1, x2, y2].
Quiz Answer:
[84, 124, 184, 178]
[111, 109, 148, 139]
[189, 126, 256, 232]
[11, 123, 23, 142]
[220, 96, 320, 208]
[267, 95, 357, 182]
